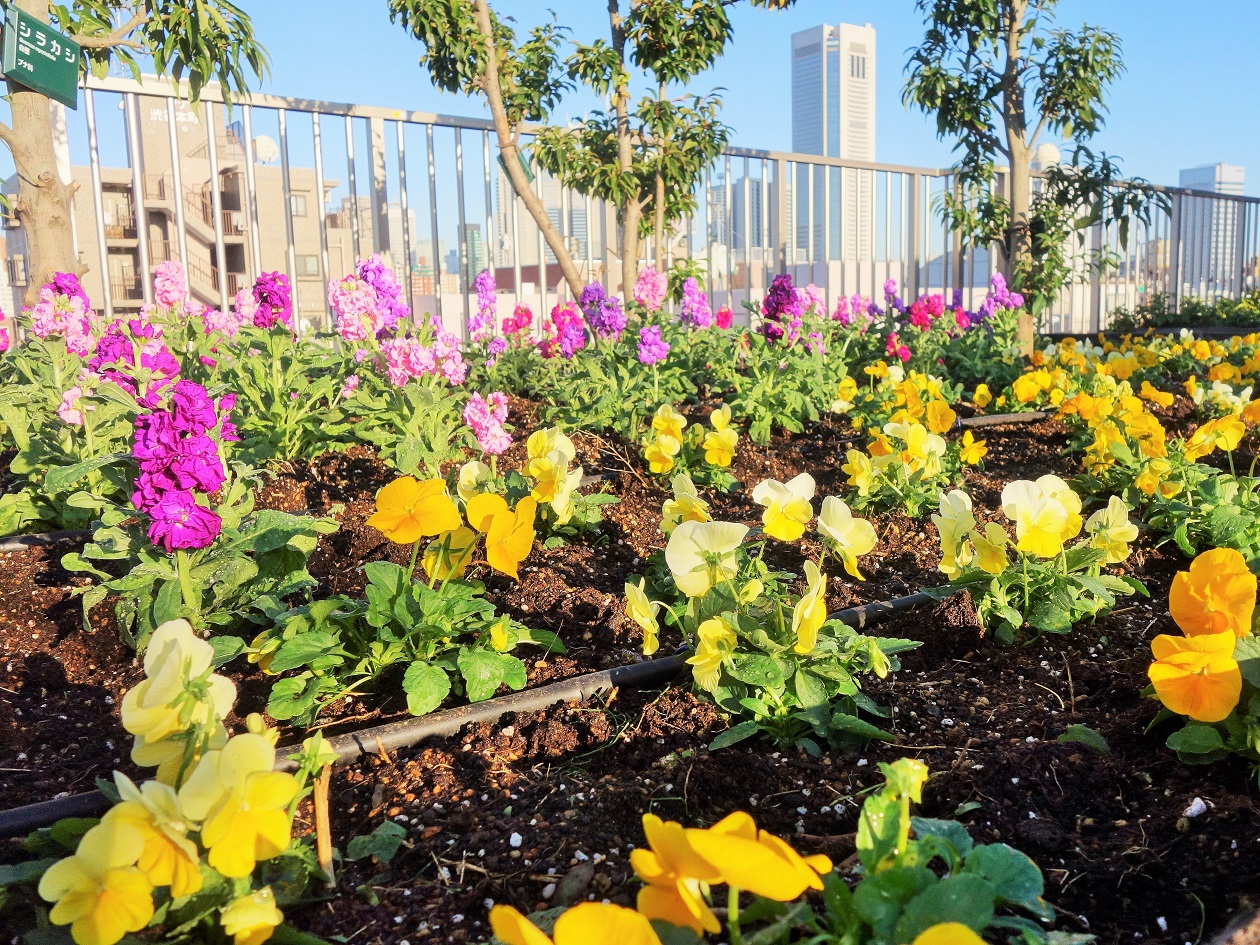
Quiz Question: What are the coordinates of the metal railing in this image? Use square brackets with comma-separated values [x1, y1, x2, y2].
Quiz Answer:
[44, 75, 1260, 335]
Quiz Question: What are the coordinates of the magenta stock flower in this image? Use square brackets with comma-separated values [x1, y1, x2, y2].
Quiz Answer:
[0, 326, 9, 353]
[252, 271, 293, 329]
[633, 266, 668, 312]
[463, 391, 512, 455]
[153, 260, 188, 309]
[540, 302, 586, 359]
[169, 380, 219, 434]
[51, 272, 91, 310]
[502, 304, 533, 335]
[715, 306, 733, 330]
[146, 489, 222, 552]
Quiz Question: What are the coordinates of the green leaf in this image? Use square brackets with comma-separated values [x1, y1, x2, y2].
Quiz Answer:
[208, 636, 245, 668]
[0, 858, 59, 887]
[346, 821, 408, 864]
[830, 712, 893, 742]
[893, 873, 996, 941]
[1166, 723, 1226, 758]
[1235, 635, 1260, 688]
[962, 843, 1051, 920]
[268, 632, 343, 674]
[1056, 723, 1110, 756]
[44, 454, 125, 493]
[402, 661, 452, 716]
[910, 817, 974, 857]
[457, 649, 507, 703]
[727, 653, 787, 690]
[708, 720, 760, 751]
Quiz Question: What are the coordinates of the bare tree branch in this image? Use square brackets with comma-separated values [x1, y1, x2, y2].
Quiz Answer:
[0, 118, 20, 154]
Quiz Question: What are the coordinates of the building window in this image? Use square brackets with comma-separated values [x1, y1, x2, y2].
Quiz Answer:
[7, 254, 26, 287]
[297, 254, 320, 276]
[850, 55, 867, 79]
[290, 193, 308, 217]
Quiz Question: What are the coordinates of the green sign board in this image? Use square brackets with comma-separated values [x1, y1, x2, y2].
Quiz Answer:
[1, 5, 80, 109]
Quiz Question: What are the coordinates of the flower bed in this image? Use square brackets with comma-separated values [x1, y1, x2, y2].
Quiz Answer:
[3, 263, 1260, 945]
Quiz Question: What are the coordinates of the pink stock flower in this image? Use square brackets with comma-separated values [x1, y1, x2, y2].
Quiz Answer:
[152, 260, 188, 310]
[633, 266, 668, 312]
[58, 387, 87, 426]
[800, 283, 826, 318]
[0, 326, 9, 353]
[463, 391, 512, 455]
[328, 275, 384, 342]
[341, 375, 360, 398]
[29, 285, 94, 356]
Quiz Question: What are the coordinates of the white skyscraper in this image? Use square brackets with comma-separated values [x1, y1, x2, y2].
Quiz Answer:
[1179, 163, 1245, 291]
[791, 23, 876, 261]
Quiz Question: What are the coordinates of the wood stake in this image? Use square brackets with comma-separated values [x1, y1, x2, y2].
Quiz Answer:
[314, 764, 335, 887]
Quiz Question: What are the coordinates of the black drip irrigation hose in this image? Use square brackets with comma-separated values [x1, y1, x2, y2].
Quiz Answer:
[0, 529, 91, 553]
[0, 591, 936, 836]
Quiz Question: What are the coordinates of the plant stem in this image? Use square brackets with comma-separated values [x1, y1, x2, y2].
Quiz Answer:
[176, 549, 198, 623]
[406, 538, 422, 583]
[728, 886, 744, 945]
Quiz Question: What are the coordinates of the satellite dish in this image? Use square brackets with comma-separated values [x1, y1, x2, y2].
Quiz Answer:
[253, 135, 279, 164]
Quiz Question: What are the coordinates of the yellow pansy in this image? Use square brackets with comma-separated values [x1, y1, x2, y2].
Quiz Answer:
[703, 426, 739, 467]
[958, 430, 988, 465]
[456, 460, 491, 502]
[645, 434, 681, 474]
[751, 473, 816, 541]
[792, 561, 828, 654]
[491, 903, 661, 945]
[625, 578, 662, 656]
[1149, 630, 1242, 723]
[817, 495, 877, 580]
[652, 404, 688, 442]
[1085, 495, 1139, 564]
[526, 427, 576, 467]
[421, 526, 478, 581]
[970, 522, 1010, 575]
[366, 476, 462, 544]
[1034, 474, 1083, 542]
[912, 923, 987, 945]
[220, 887, 284, 945]
[1139, 381, 1175, 408]
[665, 520, 749, 597]
[687, 616, 737, 691]
[177, 733, 298, 878]
[685, 811, 832, 902]
[104, 774, 202, 899]
[38, 818, 153, 945]
[842, 449, 876, 495]
[662, 473, 711, 534]
[973, 383, 993, 408]
[933, 490, 976, 577]
[832, 376, 859, 413]
[467, 494, 537, 580]
[1000, 479, 1070, 558]
[631, 814, 724, 934]
[926, 399, 957, 434]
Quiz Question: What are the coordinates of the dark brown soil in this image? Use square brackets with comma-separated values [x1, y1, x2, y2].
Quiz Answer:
[3, 408, 1259, 945]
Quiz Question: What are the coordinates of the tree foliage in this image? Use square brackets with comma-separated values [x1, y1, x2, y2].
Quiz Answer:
[48, 0, 269, 103]
[903, 0, 1162, 314]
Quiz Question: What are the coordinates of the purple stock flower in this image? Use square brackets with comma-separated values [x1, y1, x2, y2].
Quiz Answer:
[559, 319, 586, 359]
[357, 254, 409, 329]
[588, 295, 627, 340]
[680, 278, 712, 328]
[470, 269, 497, 342]
[170, 435, 227, 492]
[637, 325, 670, 365]
[252, 272, 293, 329]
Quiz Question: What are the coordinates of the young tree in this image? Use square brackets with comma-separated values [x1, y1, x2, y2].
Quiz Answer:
[2, 0, 267, 300]
[904, 0, 1157, 339]
[390, 0, 792, 297]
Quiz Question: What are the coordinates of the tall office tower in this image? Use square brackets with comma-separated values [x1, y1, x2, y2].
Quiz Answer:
[791, 23, 876, 262]
[1179, 163, 1245, 291]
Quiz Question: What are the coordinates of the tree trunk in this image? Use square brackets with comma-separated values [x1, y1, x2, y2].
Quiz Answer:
[652, 170, 665, 270]
[607, 0, 641, 294]
[1001, 0, 1034, 351]
[472, 0, 583, 299]
[8, 0, 83, 303]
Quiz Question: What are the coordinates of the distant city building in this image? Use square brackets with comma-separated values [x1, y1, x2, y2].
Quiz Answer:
[1179, 163, 1246, 292]
[790, 22, 875, 261]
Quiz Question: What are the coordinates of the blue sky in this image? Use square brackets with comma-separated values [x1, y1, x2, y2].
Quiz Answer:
[240, 0, 1260, 195]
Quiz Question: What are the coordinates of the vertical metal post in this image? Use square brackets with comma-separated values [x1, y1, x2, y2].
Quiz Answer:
[165, 99, 190, 270]
[805, 164, 814, 283]
[397, 121, 415, 319]
[822, 160, 831, 285]
[240, 105, 263, 279]
[760, 159, 770, 294]
[912, 173, 922, 297]
[482, 130, 495, 272]
[1235, 197, 1247, 297]
[276, 108, 300, 322]
[724, 156, 733, 304]
[1089, 220, 1103, 332]
[584, 193, 594, 286]
[774, 157, 786, 274]
[123, 93, 152, 305]
[511, 177, 522, 300]
[345, 116, 361, 257]
[311, 114, 331, 305]
[534, 163, 546, 318]
[425, 124, 443, 322]
[83, 90, 113, 318]
[202, 100, 230, 313]
[741, 159, 751, 303]
[454, 128, 470, 335]
[368, 115, 390, 258]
